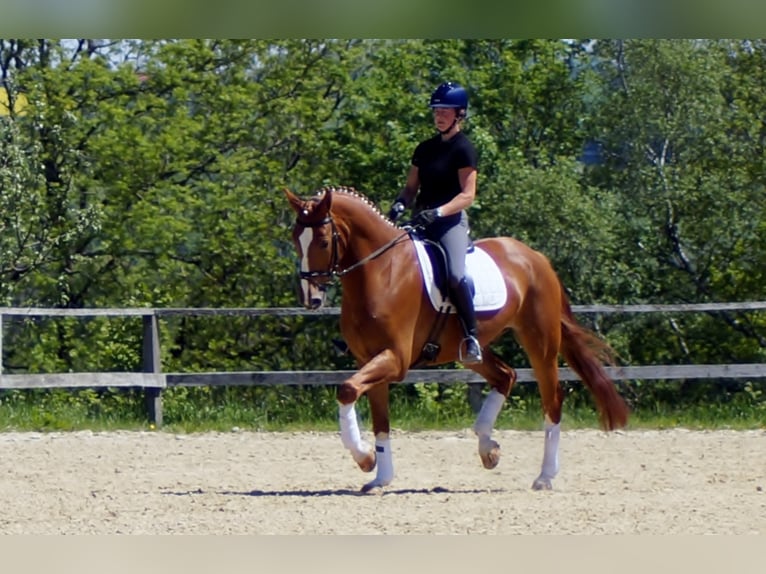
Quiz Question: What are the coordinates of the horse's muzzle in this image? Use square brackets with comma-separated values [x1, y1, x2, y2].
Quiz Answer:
[300, 280, 326, 310]
[308, 295, 325, 310]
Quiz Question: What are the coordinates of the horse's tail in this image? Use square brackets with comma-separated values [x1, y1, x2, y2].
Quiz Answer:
[558, 285, 630, 431]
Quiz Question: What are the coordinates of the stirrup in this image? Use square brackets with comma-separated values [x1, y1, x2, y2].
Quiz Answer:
[459, 336, 483, 364]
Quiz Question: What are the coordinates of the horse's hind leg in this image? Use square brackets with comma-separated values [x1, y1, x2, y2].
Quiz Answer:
[530, 360, 564, 491]
[517, 336, 565, 490]
[466, 350, 517, 470]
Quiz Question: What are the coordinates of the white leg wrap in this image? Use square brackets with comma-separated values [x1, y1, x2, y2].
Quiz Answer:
[338, 402, 368, 458]
[472, 389, 506, 437]
[540, 419, 561, 479]
[373, 433, 394, 486]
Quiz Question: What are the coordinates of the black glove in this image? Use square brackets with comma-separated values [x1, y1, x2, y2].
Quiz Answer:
[414, 208, 440, 226]
[387, 201, 406, 222]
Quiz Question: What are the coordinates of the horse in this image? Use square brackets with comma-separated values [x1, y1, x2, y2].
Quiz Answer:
[285, 185, 629, 492]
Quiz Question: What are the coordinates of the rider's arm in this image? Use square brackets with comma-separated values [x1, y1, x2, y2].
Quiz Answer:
[397, 165, 420, 207]
[437, 167, 476, 217]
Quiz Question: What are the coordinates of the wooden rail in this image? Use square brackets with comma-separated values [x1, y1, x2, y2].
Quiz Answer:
[1, 304, 765, 426]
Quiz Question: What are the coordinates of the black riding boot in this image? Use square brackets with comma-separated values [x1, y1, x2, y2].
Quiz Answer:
[450, 277, 483, 364]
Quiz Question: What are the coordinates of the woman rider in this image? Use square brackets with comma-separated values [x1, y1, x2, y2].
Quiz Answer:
[388, 81, 482, 364]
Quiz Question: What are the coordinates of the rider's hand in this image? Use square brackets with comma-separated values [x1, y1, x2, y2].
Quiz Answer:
[414, 208, 441, 226]
[387, 201, 406, 222]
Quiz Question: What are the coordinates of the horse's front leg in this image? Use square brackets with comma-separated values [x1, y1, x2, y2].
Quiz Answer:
[360, 383, 393, 493]
[336, 349, 402, 490]
[338, 402, 376, 473]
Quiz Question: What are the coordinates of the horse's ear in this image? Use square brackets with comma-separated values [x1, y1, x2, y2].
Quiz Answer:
[317, 187, 333, 212]
[284, 188, 303, 213]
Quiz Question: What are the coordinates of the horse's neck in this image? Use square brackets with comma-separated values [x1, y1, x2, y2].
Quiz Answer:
[334, 199, 400, 263]
[332, 198, 422, 327]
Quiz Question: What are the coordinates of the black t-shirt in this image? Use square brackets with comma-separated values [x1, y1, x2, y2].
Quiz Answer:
[411, 131, 478, 209]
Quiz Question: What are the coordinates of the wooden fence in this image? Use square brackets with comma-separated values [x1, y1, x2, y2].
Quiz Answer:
[1, 303, 765, 426]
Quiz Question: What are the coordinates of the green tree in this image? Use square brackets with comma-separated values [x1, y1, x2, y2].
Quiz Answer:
[584, 39, 766, 364]
[1, 39, 763, 420]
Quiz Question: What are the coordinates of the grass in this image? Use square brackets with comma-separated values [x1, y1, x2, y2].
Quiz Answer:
[0, 383, 764, 433]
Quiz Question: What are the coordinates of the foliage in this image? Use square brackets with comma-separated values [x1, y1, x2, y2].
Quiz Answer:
[0, 39, 764, 426]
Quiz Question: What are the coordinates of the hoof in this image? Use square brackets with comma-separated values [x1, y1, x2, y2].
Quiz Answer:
[354, 449, 376, 473]
[531, 476, 553, 491]
[360, 474, 393, 494]
[360, 482, 386, 495]
[478, 436, 501, 470]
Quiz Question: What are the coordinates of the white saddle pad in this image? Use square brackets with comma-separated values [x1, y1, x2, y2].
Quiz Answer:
[413, 239, 507, 312]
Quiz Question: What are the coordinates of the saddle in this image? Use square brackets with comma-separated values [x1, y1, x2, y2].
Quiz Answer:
[411, 233, 507, 313]
[409, 230, 507, 365]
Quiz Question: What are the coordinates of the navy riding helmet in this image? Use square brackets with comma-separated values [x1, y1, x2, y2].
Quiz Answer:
[429, 82, 469, 116]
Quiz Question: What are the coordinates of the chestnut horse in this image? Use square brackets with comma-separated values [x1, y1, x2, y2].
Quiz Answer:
[285, 186, 629, 492]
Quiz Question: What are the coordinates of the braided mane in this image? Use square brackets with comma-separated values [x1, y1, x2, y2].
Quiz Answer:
[313, 185, 395, 224]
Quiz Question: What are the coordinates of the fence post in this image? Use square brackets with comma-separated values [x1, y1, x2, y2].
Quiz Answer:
[142, 313, 163, 427]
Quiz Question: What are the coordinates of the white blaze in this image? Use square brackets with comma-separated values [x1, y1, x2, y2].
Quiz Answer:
[298, 227, 313, 303]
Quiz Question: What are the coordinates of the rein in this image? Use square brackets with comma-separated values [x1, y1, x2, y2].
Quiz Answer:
[297, 214, 412, 282]
[337, 230, 412, 277]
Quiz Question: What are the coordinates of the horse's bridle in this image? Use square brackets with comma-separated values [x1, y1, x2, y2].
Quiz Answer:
[296, 214, 411, 283]
[297, 215, 342, 283]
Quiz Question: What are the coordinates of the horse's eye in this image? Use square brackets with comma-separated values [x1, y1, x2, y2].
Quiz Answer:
[319, 240, 330, 249]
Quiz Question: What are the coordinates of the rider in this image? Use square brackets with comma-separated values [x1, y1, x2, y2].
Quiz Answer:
[388, 81, 482, 364]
